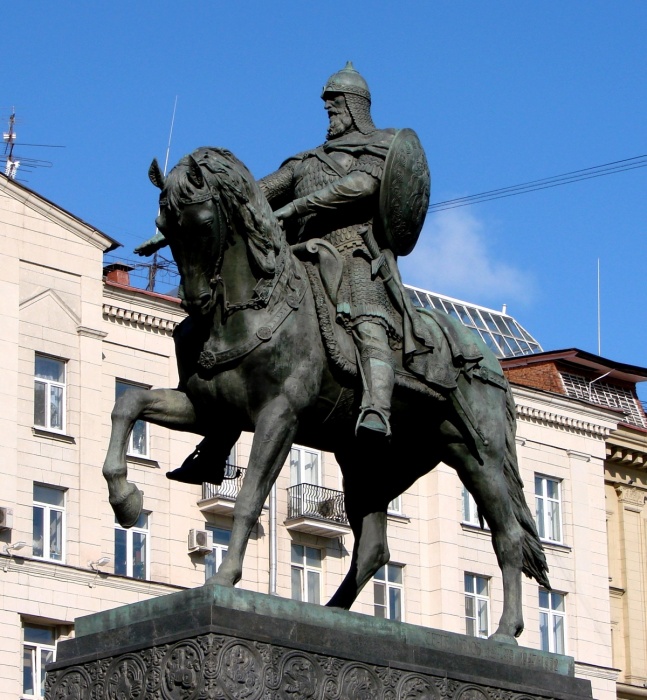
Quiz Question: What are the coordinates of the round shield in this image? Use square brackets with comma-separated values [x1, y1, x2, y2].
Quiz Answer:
[378, 128, 430, 257]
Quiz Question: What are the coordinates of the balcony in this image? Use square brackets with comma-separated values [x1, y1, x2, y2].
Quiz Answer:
[285, 483, 351, 538]
[198, 465, 245, 515]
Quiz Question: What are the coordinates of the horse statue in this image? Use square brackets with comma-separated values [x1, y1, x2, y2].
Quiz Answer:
[102, 146, 549, 644]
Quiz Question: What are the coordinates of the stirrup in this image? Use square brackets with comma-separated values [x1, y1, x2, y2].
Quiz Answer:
[355, 407, 392, 438]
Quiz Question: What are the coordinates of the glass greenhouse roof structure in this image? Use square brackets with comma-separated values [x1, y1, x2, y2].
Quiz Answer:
[406, 285, 542, 359]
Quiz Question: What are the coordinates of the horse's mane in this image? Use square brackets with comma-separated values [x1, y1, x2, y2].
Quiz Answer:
[164, 147, 284, 276]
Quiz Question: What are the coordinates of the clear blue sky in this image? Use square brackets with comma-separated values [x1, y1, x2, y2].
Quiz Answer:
[5, 2, 646, 397]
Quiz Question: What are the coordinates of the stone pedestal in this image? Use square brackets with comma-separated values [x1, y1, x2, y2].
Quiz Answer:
[46, 585, 592, 700]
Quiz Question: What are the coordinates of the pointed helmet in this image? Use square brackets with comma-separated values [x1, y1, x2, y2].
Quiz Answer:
[321, 61, 371, 102]
[321, 62, 376, 134]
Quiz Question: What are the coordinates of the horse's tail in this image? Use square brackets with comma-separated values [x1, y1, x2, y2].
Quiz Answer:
[503, 382, 551, 589]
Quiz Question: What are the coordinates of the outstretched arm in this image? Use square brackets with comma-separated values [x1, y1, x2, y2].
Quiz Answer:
[274, 170, 379, 221]
[134, 230, 169, 257]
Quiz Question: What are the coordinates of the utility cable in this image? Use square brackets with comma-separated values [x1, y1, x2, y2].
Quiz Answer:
[428, 154, 647, 212]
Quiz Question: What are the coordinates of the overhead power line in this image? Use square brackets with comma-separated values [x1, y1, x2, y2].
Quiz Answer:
[428, 154, 647, 212]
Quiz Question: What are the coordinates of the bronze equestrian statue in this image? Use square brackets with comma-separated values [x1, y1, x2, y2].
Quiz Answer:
[106, 65, 549, 644]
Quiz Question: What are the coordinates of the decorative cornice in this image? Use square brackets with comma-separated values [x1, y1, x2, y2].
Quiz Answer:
[573, 661, 619, 681]
[102, 303, 177, 335]
[615, 484, 646, 509]
[607, 443, 647, 469]
[77, 326, 108, 340]
[566, 450, 591, 462]
[515, 403, 611, 438]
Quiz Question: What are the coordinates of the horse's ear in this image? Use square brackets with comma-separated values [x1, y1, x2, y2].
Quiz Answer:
[148, 159, 165, 190]
[187, 155, 204, 189]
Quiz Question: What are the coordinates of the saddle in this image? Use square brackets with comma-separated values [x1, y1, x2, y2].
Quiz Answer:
[292, 239, 508, 445]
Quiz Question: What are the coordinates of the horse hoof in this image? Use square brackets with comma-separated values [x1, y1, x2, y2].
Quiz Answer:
[110, 484, 143, 528]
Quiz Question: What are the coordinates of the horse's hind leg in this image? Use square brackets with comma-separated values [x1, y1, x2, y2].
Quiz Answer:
[103, 388, 198, 527]
[456, 446, 525, 643]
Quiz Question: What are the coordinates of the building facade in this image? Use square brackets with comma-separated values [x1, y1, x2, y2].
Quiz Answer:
[1, 173, 644, 700]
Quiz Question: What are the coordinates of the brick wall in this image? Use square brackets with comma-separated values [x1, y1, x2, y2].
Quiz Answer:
[503, 361, 565, 394]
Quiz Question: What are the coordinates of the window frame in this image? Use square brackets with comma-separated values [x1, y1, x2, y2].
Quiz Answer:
[32, 484, 66, 563]
[535, 474, 563, 544]
[204, 525, 231, 581]
[290, 543, 322, 604]
[114, 511, 150, 580]
[387, 495, 402, 515]
[33, 353, 67, 433]
[373, 563, 404, 622]
[22, 622, 57, 698]
[289, 445, 321, 487]
[464, 573, 490, 638]
[115, 379, 150, 458]
[539, 588, 567, 654]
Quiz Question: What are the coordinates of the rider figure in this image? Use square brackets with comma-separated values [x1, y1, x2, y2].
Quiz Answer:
[136, 63, 430, 441]
[259, 62, 404, 438]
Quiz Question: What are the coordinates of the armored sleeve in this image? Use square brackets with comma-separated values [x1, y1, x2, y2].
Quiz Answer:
[258, 161, 296, 204]
[292, 170, 380, 216]
[349, 153, 385, 180]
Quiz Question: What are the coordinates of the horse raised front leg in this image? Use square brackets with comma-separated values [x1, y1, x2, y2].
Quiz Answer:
[208, 395, 298, 587]
[103, 388, 198, 527]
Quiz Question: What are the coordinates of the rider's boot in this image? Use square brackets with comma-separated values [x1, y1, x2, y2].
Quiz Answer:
[356, 356, 395, 439]
[166, 436, 226, 485]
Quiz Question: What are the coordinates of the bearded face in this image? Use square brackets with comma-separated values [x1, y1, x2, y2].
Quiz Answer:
[324, 94, 354, 139]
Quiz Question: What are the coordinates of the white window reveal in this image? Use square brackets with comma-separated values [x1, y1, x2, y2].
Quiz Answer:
[114, 512, 150, 579]
[205, 526, 231, 581]
[34, 354, 66, 432]
[32, 484, 65, 562]
[374, 563, 404, 621]
[291, 544, 321, 604]
[535, 475, 562, 543]
[462, 486, 480, 526]
[22, 623, 56, 698]
[464, 573, 490, 638]
[115, 380, 149, 457]
[539, 588, 566, 654]
[290, 445, 320, 486]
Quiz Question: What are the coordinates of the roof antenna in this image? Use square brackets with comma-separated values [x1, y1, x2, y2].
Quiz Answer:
[597, 258, 601, 355]
[147, 96, 178, 292]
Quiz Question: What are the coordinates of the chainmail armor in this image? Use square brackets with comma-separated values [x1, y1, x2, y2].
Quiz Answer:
[345, 94, 376, 134]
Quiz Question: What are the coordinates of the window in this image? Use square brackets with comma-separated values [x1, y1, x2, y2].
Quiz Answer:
[290, 445, 320, 486]
[22, 623, 56, 698]
[539, 589, 566, 654]
[462, 486, 480, 526]
[388, 495, 402, 514]
[374, 563, 404, 621]
[114, 512, 149, 579]
[464, 573, 490, 638]
[535, 475, 562, 543]
[115, 380, 149, 457]
[34, 354, 66, 432]
[32, 485, 65, 562]
[205, 526, 231, 580]
[291, 544, 321, 604]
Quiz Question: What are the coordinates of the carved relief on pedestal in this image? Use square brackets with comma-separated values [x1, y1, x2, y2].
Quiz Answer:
[46, 631, 571, 700]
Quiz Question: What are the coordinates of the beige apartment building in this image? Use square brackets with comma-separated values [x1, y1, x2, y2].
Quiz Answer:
[1, 172, 645, 700]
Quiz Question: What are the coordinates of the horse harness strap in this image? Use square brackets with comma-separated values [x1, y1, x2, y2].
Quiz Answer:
[198, 260, 307, 370]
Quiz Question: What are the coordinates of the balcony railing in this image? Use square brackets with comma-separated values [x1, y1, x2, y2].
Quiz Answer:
[286, 483, 348, 525]
[201, 465, 245, 503]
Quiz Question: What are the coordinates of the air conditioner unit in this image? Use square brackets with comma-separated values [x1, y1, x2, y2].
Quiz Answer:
[0, 507, 13, 531]
[188, 528, 212, 554]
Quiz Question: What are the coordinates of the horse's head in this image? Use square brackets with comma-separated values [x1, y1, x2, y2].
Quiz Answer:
[150, 147, 284, 318]
[150, 153, 225, 316]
